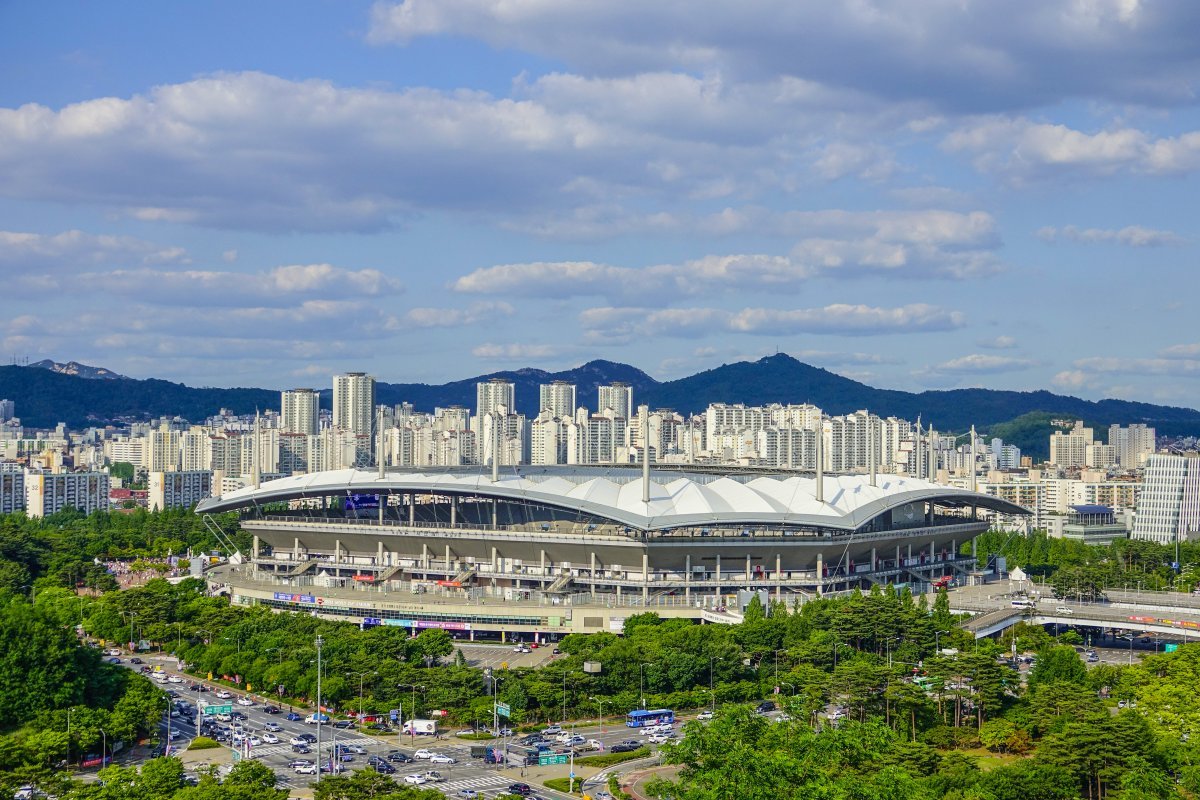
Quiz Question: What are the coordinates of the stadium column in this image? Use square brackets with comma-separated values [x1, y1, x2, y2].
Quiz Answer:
[450, 497, 457, 526]
[929, 540, 935, 566]
[590, 553, 597, 600]
[715, 553, 721, 604]
[408, 494, 414, 525]
[745, 554, 751, 582]
[816, 552, 823, 596]
[252, 535, 259, 575]
[492, 546, 498, 574]
[775, 554, 781, 602]
[335, 539, 341, 564]
[377, 541, 383, 567]
[871, 547, 877, 572]
[446, 544, 452, 574]
[684, 554, 691, 602]
[294, 537, 300, 561]
[642, 553, 649, 603]
[896, 544, 901, 571]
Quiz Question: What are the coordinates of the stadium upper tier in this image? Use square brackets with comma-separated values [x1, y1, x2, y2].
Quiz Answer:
[196, 466, 1028, 532]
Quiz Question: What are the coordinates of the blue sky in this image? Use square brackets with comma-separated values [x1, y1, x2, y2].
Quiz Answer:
[1, 1, 1198, 405]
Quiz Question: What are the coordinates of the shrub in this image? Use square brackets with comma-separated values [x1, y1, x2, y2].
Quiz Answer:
[576, 747, 650, 768]
[188, 736, 220, 750]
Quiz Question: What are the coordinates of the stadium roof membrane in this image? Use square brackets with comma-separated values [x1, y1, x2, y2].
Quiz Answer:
[197, 466, 1028, 532]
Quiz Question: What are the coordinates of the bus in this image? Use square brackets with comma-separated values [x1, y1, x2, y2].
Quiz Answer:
[1010, 599, 1036, 608]
[626, 709, 675, 728]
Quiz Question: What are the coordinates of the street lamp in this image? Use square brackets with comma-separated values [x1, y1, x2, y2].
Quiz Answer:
[485, 672, 503, 736]
[781, 682, 796, 697]
[774, 649, 787, 683]
[120, 611, 138, 651]
[639, 663, 653, 710]
[397, 683, 425, 745]
[934, 630, 950, 654]
[886, 637, 900, 669]
[223, 635, 241, 656]
[589, 695, 607, 735]
[100, 728, 108, 767]
[315, 635, 324, 773]
[346, 671, 377, 719]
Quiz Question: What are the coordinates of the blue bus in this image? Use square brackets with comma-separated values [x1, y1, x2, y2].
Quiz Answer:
[626, 709, 675, 728]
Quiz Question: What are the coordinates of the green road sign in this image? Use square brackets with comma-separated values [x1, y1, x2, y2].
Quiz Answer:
[496, 702, 511, 718]
[1165, 643, 1179, 653]
[538, 753, 569, 766]
[203, 704, 233, 715]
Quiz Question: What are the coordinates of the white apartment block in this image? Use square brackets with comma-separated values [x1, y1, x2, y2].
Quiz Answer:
[24, 471, 109, 518]
[1132, 454, 1200, 544]
[333, 372, 376, 436]
[281, 388, 320, 436]
[597, 383, 633, 420]
[106, 436, 146, 469]
[477, 379, 516, 418]
[1049, 421, 1094, 467]
[1109, 424, 1156, 469]
[756, 427, 817, 468]
[434, 406, 471, 433]
[148, 470, 213, 511]
[0, 400, 13, 423]
[539, 382, 576, 418]
[147, 424, 181, 472]
[1085, 444, 1118, 470]
[179, 427, 211, 472]
[531, 414, 569, 465]
[0, 463, 23, 514]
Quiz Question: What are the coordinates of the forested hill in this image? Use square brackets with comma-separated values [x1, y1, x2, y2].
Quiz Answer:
[3, 354, 1199, 455]
[0, 366, 277, 429]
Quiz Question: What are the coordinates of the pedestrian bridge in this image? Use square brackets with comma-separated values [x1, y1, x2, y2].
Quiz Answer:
[960, 603, 1200, 641]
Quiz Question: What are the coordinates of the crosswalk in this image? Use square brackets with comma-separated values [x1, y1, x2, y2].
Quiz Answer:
[435, 773, 518, 797]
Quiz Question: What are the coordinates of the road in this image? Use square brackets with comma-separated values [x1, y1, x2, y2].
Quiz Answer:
[122, 652, 679, 800]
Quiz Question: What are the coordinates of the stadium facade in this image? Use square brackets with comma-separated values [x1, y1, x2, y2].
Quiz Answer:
[197, 466, 1028, 639]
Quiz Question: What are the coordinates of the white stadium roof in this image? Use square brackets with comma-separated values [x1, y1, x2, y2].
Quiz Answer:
[196, 466, 1029, 532]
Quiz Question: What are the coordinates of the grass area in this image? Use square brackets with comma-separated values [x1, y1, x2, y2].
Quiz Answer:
[957, 747, 1023, 771]
[456, 732, 497, 740]
[576, 747, 651, 768]
[187, 736, 220, 750]
[543, 777, 585, 795]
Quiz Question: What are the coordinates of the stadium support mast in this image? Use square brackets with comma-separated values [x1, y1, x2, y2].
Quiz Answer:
[815, 414, 824, 503]
[641, 405, 650, 504]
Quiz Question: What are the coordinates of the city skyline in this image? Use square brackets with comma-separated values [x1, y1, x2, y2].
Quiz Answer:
[2, 2, 1199, 403]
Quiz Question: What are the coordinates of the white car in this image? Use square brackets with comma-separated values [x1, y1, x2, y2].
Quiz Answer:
[215, 691, 232, 699]
[647, 733, 673, 744]
[1055, 606, 1074, 615]
[290, 736, 308, 746]
[293, 763, 318, 775]
[404, 774, 428, 785]
[236, 697, 254, 706]
[246, 736, 261, 747]
[261, 734, 279, 744]
[542, 725, 563, 735]
[413, 749, 435, 760]
[697, 710, 714, 720]
[429, 753, 456, 764]
[343, 744, 366, 754]
[167, 676, 183, 683]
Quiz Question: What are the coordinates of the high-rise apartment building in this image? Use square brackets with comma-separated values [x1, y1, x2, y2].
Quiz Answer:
[477, 379, 516, 418]
[1109, 424, 1156, 469]
[333, 373, 376, 436]
[148, 470, 213, 511]
[1132, 454, 1200, 544]
[281, 388, 320, 436]
[597, 383, 633, 420]
[0, 463, 23, 514]
[539, 381, 576, 418]
[147, 422, 181, 473]
[24, 471, 109, 518]
[0, 400, 14, 423]
[1049, 421, 1094, 467]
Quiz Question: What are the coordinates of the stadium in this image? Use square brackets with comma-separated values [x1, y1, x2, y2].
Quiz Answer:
[196, 465, 1028, 639]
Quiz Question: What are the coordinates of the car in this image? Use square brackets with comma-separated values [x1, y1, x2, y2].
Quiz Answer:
[290, 736, 309, 746]
[1087, 654, 1100, 663]
[299, 733, 317, 743]
[387, 751, 413, 763]
[291, 744, 311, 754]
[320, 764, 347, 774]
[262, 705, 280, 715]
[247, 736, 262, 746]
[552, 647, 562, 654]
[236, 697, 254, 706]
[285, 712, 303, 721]
[343, 744, 366, 754]
[458, 791, 480, 799]
[1056, 606, 1074, 614]
[188, 683, 202, 691]
[542, 724, 563, 736]
[404, 774, 428, 785]
[215, 714, 232, 723]
[215, 690, 232, 699]
[130, 657, 143, 664]
[611, 742, 641, 753]
[293, 763, 317, 775]
[423, 771, 444, 782]
[507, 783, 534, 796]
[697, 710, 714, 720]
[106, 648, 122, 656]
[429, 753, 456, 764]
[454, 728, 477, 736]
[561, 735, 585, 747]
[168, 676, 183, 683]
[230, 711, 247, 721]
[107, 657, 121, 664]
[414, 748, 435, 759]
[647, 733, 673, 744]
[264, 722, 282, 732]
[333, 720, 355, 729]
[755, 701, 776, 714]
[496, 727, 513, 736]
[287, 759, 314, 769]
[261, 734, 279, 744]
[367, 722, 391, 731]
[373, 762, 396, 774]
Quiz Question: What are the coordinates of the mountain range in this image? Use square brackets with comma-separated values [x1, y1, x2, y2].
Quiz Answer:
[2, 353, 1198, 459]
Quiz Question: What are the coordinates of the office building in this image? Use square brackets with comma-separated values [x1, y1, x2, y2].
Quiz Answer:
[1132, 454, 1200, 544]
[281, 388, 320, 436]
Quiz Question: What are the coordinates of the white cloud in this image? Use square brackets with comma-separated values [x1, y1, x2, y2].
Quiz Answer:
[977, 335, 1018, 350]
[1161, 343, 1200, 359]
[579, 303, 964, 341]
[471, 342, 567, 360]
[1070, 356, 1200, 376]
[369, 1, 1200, 111]
[1037, 224, 1183, 246]
[927, 353, 1036, 374]
[0, 229, 189, 269]
[944, 118, 1200, 180]
[401, 301, 514, 328]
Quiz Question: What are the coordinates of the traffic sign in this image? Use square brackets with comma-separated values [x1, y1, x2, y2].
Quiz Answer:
[496, 702, 511, 718]
[203, 704, 233, 715]
[539, 753, 569, 766]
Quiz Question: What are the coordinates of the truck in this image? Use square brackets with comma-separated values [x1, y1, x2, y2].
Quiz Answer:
[305, 713, 330, 725]
[401, 719, 438, 736]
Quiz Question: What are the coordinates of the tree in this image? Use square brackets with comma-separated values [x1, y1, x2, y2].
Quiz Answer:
[412, 629, 454, 666]
[743, 594, 765, 624]
[312, 768, 442, 799]
[1028, 645, 1088, 692]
